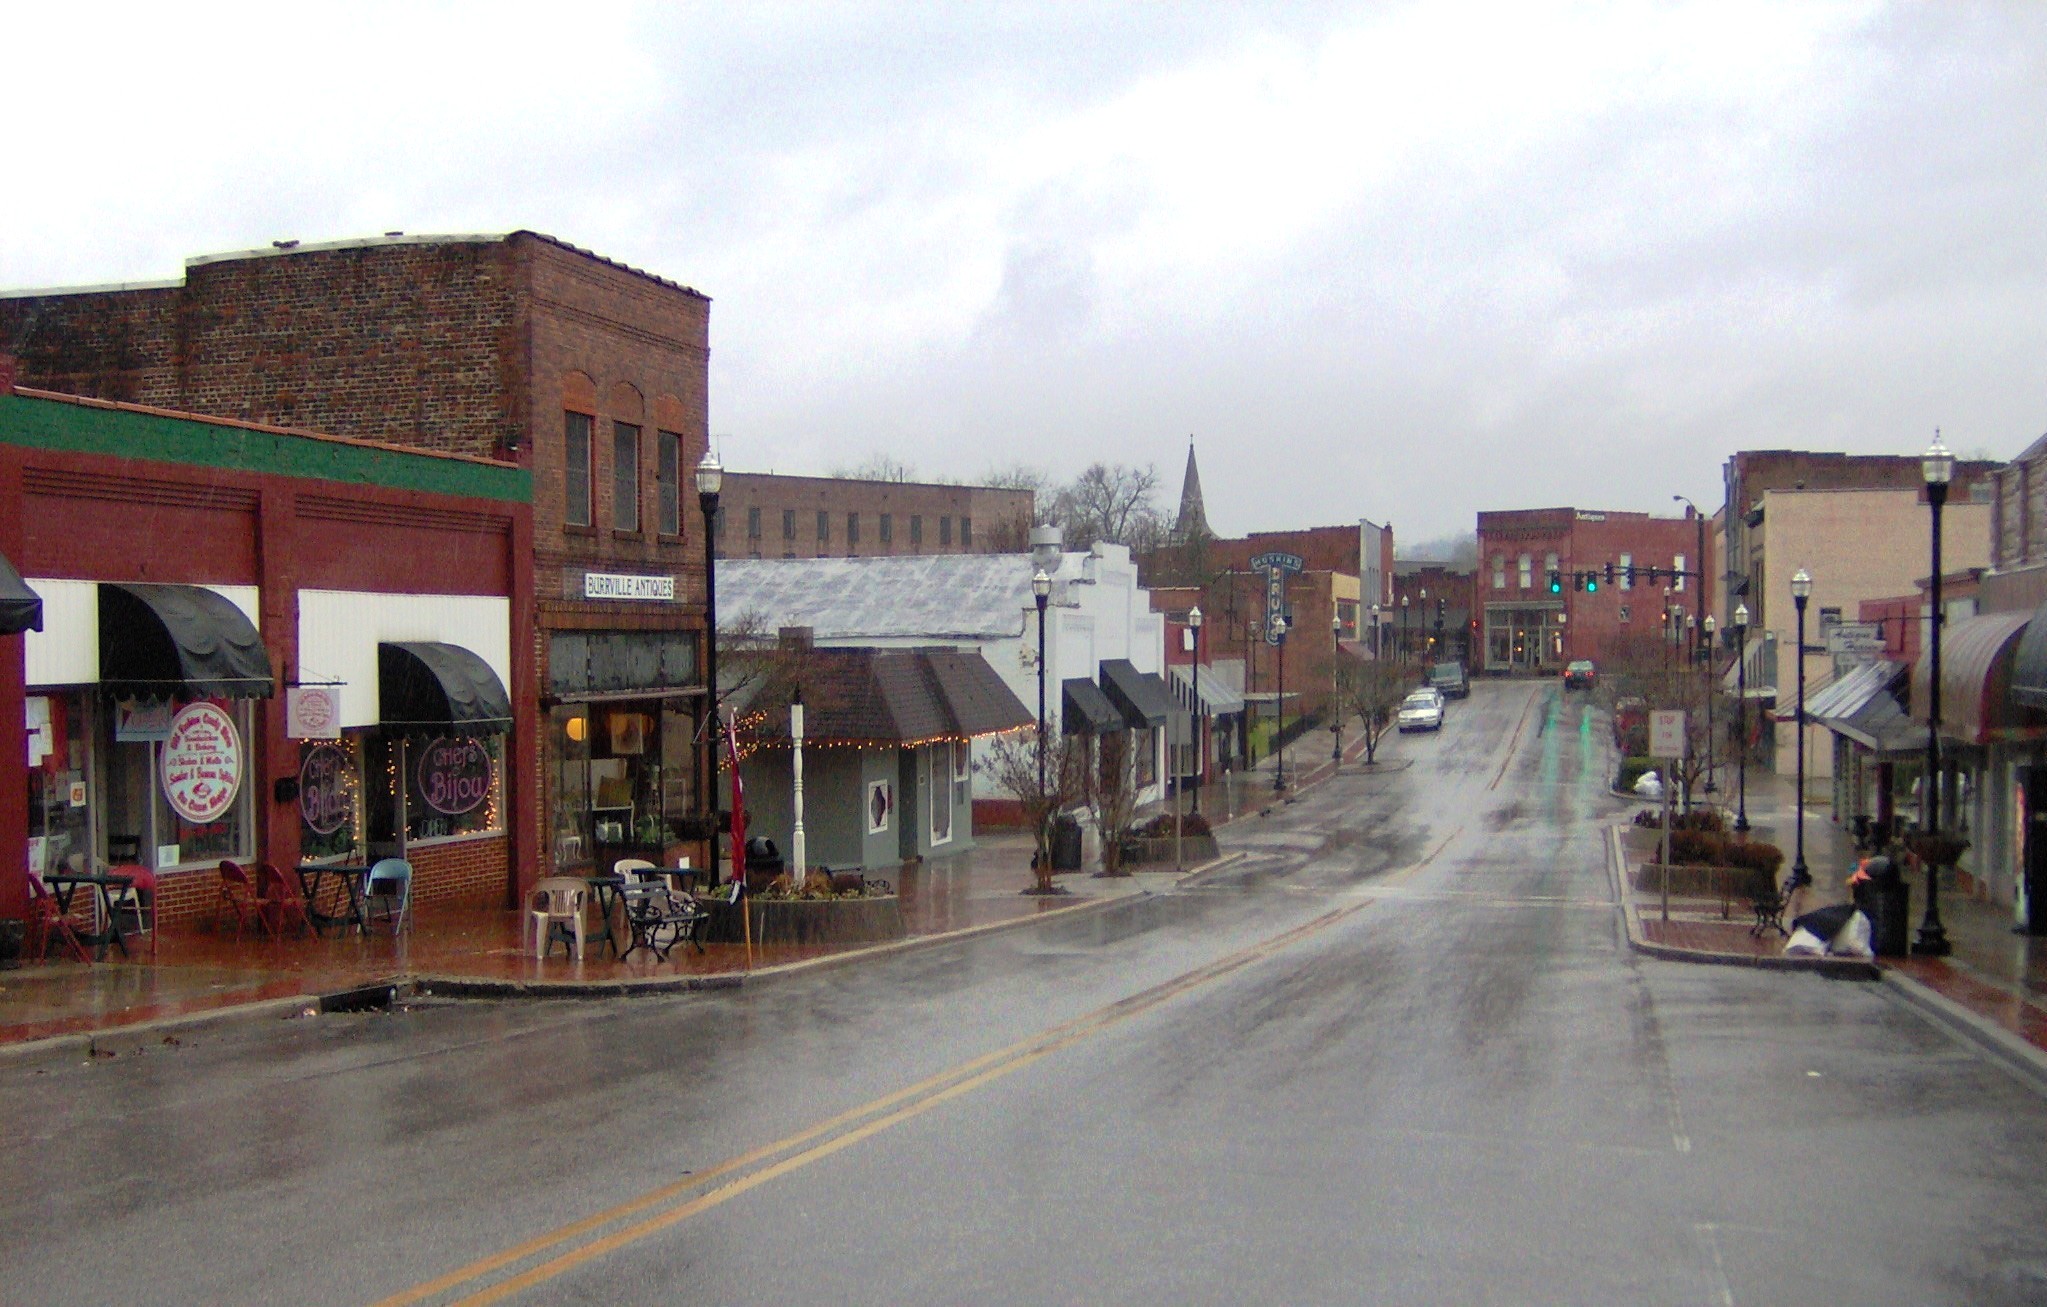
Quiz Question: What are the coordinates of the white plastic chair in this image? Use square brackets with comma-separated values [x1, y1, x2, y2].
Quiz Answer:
[528, 876, 590, 959]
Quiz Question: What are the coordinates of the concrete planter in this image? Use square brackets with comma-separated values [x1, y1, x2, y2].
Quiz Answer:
[704, 895, 907, 948]
[1119, 834, 1221, 866]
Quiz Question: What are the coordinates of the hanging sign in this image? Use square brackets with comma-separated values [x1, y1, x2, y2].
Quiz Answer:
[416, 737, 493, 816]
[299, 743, 353, 835]
[286, 686, 341, 739]
[160, 703, 244, 824]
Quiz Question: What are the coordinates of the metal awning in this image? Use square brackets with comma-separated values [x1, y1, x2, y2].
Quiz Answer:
[1722, 633, 1777, 698]
[2006, 597, 2047, 710]
[99, 583, 273, 699]
[1835, 684, 1924, 755]
[1806, 660, 1898, 724]
[379, 641, 512, 735]
[1910, 611, 2031, 745]
[1099, 658, 1172, 727]
[1170, 665, 1244, 716]
[1061, 677, 1125, 734]
[0, 551, 41, 635]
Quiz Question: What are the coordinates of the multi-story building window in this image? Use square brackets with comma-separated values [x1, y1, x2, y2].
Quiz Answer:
[1619, 553, 1634, 589]
[940, 516, 952, 547]
[613, 422, 641, 532]
[910, 515, 922, 547]
[656, 430, 681, 536]
[816, 510, 830, 544]
[961, 517, 972, 548]
[1518, 553, 1532, 589]
[1673, 553, 1687, 591]
[1544, 551, 1558, 580]
[746, 506, 762, 540]
[783, 509, 796, 541]
[848, 513, 860, 549]
[880, 513, 893, 545]
[1492, 554, 1505, 589]
[564, 412, 593, 527]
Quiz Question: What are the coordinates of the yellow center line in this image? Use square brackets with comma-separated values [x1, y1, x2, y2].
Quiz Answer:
[382, 901, 1375, 1307]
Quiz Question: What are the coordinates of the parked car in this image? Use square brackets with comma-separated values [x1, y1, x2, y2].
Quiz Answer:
[1428, 661, 1470, 699]
[1397, 689, 1445, 732]
[1562, 659, 1596, 691]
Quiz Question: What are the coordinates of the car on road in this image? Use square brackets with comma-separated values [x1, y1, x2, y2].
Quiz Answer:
[1428, 661, 1469, 699]
[1562, 659, 1596, 691]
[1397, 688, 1445, 732]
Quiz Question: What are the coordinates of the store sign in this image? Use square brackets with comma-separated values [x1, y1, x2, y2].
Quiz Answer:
[160, 703, 244, 825]
[417, 737, 493, 817]
[115, 699, 174, 743]
[286, 686, 341, 739]
[299, 743, 352, 835]
[583, 572, 677, 601]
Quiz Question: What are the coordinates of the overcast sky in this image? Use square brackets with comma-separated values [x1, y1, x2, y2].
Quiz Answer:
[7, 2, 2045, 544]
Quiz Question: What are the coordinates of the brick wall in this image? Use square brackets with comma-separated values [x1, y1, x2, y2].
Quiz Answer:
[716, 472, 1031, 560]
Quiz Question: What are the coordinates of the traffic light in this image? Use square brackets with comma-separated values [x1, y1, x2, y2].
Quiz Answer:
[1585, 568, 1599, 593]
[1646, 566, 1661, 584]
[1604, 562, 1615, 586]
[1548, 570, 1562, 594]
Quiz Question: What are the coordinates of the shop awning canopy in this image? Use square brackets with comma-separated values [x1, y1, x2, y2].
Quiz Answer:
[924, 649, 1034, 737]
[1910, 610, 2032, 745]
[1171, 664, 1245, 716]
[1836, 684, 1925, 755]
[2005, 597, 2047, 710]
[0, 551, 41, 635]
[379, 641, 512, 735]
[99, 583, 273, 699]
[1062, 677, 1126, 734]
[1722, 633, 1776, 698]
[1099, 658, 1173, 728]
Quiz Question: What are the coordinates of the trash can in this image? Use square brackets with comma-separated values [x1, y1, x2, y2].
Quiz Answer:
[1853, 858, 1912, 957]
[1050, 815, 1083, 871]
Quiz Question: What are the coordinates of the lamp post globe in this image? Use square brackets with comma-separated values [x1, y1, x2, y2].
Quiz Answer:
[696, 448, 724, 885]
[1916, 432, 1955, 955]
[1189, 605, 1204, 814]
[1369, 602, 1381, 659]
[1732, 602, 1750, 832]
[1790, 568, 1813, 888]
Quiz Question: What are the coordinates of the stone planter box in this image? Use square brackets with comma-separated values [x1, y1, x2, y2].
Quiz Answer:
[1118, 834, 1221, 866]
[703, 895, 906, 948]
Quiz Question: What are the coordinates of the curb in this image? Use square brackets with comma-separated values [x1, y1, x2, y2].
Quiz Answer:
[1879, 967, 2047, 1099]
[1606, 826, 1879, 980]
[0, 984, 393, 1065]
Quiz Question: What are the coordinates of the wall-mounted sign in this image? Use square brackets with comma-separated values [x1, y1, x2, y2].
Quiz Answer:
[299, 743, 353, 835]
[286, 686, 341, 739]
[417, 737, 494, 817]
[1248, 551, 1306, 575]
[160, 703, 244, 825]
[583, 572, 677, 601]
[115, 699, 174, 743]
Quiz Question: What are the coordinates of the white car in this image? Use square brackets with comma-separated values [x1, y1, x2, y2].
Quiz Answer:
[1397, 689, 1445, 732]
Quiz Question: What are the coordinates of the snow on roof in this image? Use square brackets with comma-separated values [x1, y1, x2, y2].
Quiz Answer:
[716, 554, 1083, 641]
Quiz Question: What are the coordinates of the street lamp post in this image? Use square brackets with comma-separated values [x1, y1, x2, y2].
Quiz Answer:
[1190, 605, 1205, 815]
[1369, 602, 1381, 659]
[1702, 614, 1717, 793]
[1332, 612, 1344, 765]
[696, 449, 724, 885]
[1273, 614, 1290, 792]
[1399, 594, 1409, 662]
[1916, 434, 1955, 956]
[1733, 602, 1751, 832]
[1790, 568, 1813, 888]
[1032, 569, 1051, 835]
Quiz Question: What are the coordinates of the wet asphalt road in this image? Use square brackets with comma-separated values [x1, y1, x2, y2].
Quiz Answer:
[9, 681, 2047, 1306]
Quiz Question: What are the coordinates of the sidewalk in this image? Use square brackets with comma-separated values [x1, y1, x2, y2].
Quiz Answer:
[1613, 766, 2047, 1087]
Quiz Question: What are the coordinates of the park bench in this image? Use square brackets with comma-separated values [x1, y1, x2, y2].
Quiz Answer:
[1748, 871, 1792, 939]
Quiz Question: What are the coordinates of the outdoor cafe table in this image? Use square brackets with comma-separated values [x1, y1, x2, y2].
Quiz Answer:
[295, 864, 371, 936]
[40, 869, 137, 960]
[582, 874, 629, 957]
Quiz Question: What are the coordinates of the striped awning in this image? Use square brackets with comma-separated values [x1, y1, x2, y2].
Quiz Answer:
[1910, 611, 2031, 745]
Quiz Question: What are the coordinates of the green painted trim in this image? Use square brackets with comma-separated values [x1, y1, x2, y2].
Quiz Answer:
[0, 393, 529, 503]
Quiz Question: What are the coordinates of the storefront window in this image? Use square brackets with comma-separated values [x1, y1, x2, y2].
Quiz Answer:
[364, 734, 503, 844]
[298, 737, 366, 862]
[547, 700, 700, 873]
[25, 693, 91, 873]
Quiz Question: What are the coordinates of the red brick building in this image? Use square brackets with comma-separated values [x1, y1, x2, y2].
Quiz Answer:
[1475, 507, 1707, 674]
[715, 472, 1031, 559]
[1, 233, 717, 892]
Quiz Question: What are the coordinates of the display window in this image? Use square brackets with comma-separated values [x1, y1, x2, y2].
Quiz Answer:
[367, 733, 504, 845]
[546, 700, 698, 873]
[298, 736, 366, 862]
[25, 692, 91, 873]
[928, 745, 954, 846]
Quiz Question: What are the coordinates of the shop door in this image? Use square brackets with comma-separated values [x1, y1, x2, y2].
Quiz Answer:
[2026, 768, 2047, 935]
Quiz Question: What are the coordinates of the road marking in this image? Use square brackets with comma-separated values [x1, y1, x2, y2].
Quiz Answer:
[379, 900, 1374, 1307]
[1487, 685, 1544, 791]
[1692, 1223, 1736, 1306]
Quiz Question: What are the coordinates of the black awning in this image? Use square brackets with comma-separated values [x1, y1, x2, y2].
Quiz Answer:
[2008, 598, 2047, 710]
[380, 641, 512, 735]
[100, 583, 273, 699]
[1062, 677, 1125, 734]
[0, 551, 41, 635]
[1099, 658, 1172, 727]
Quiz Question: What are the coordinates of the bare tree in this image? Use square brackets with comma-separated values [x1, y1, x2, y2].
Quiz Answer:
[828, 452, 919, 483]
[1080, 732, 1143, 876]
[983, 727, 1087, 891]
[1329, 650, 1412, 764]
[1054, 462, 1163, 550]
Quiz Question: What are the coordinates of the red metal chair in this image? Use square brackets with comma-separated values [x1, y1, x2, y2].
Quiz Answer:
[217, 860, 262, 941]
[255, 862, 312, 939]
[25, 871, 91, 964]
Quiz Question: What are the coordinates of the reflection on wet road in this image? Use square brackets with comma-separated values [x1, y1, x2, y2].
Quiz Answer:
[8, 681, 2047, 1305]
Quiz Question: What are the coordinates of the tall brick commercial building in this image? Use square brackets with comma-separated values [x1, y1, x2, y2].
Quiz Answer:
[2, 233, 717, 897]
[1475, 508, 1706, 674]
[715, 472, 1031, 559]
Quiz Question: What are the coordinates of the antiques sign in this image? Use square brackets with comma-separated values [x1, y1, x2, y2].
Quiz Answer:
[582, 572, 677, 601]
[161, 703, 244, 824]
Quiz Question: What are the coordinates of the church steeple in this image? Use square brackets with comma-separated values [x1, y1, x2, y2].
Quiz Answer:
[1174, 438, 1210, 542]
